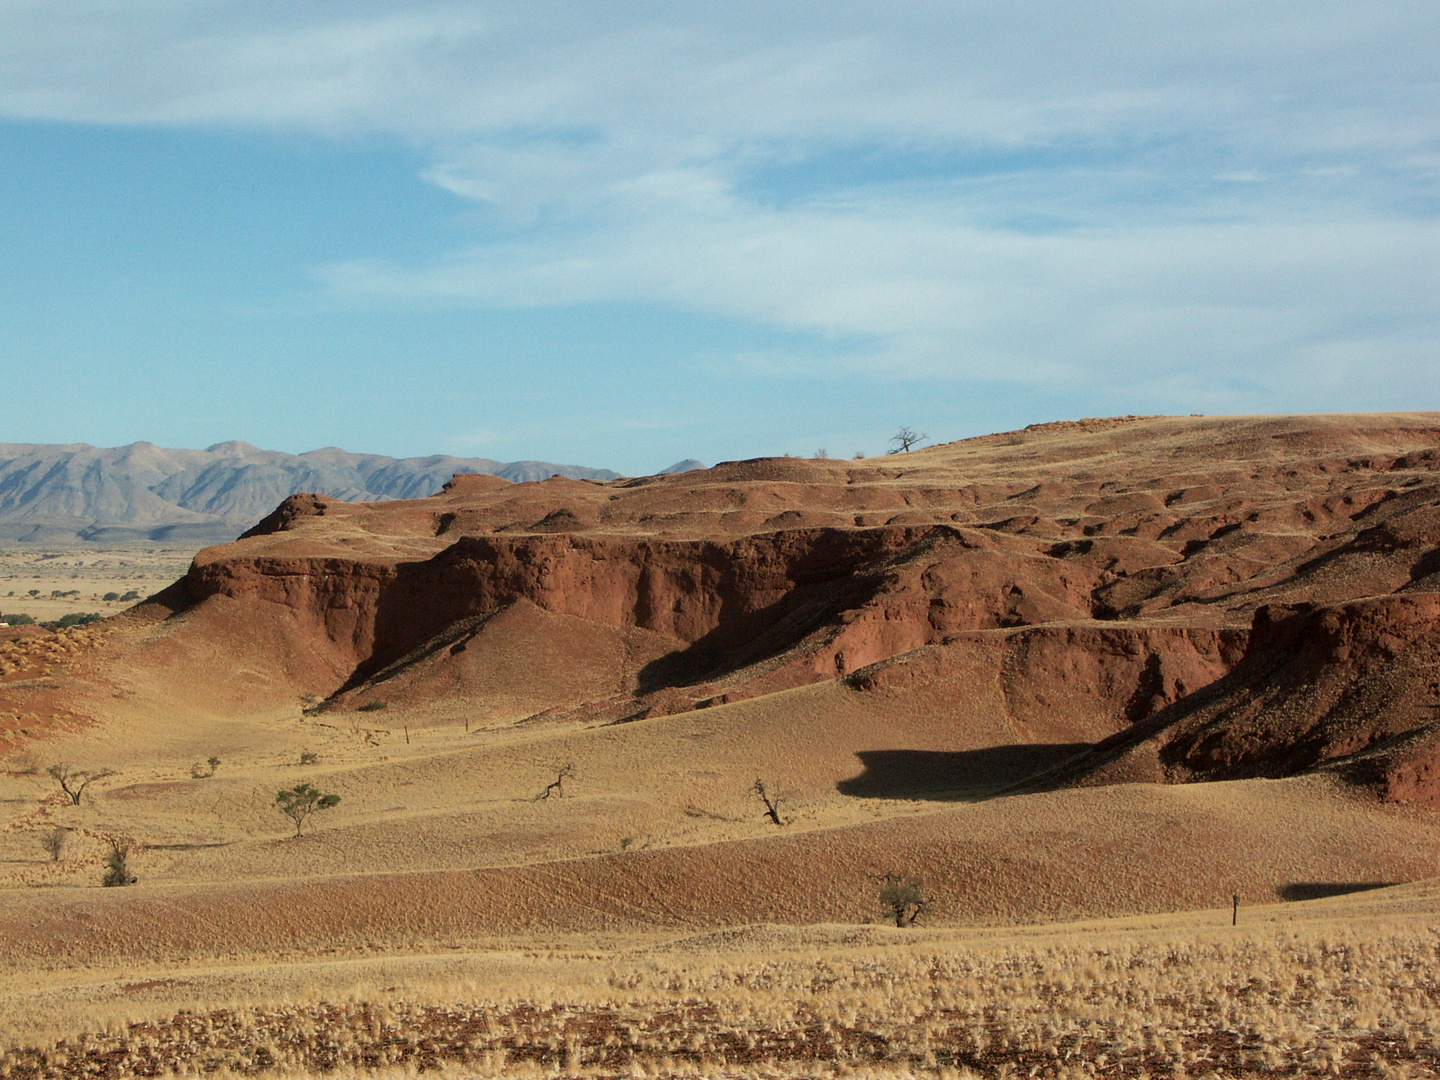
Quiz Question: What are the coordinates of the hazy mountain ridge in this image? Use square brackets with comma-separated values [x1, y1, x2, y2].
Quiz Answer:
[0, 441, 620, 545]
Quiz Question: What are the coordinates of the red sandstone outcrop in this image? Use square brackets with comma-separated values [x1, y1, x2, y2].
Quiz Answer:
[20, 412, 1440, 801]
[1018, 592, 1440, 805]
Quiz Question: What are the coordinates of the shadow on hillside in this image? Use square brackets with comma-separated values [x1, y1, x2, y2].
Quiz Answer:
[837, 744, 1092, 800]
[1278, 881, 1398, 902]
[634, 543, 892, 693]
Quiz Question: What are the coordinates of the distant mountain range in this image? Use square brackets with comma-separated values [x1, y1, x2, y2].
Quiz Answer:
[0, 441, 623, 546]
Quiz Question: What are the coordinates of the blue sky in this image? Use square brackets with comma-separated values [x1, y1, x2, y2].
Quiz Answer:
[1, 2, 1437, 475]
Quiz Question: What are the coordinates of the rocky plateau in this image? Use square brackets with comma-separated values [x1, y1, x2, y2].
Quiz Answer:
[11, 411, 1439, 808]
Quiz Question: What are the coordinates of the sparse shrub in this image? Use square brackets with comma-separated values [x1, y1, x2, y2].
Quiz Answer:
[0, 612, 35, 625]
[102, 592, 120, 602]
[275, 783, 341, 837]
[853, 451, 865, 459]
[46, 612, 102, 629]
[41, 827, 68, 862]
[191, 756, 220, 779]
[300, 692, 331, 716]
[119, 590, 140, 602]
[357, 700, 388, 712]
[878, 872, 932, 926]
[47, 763, 115, 805]
[815, 448, 828, 459]
[299, 750, 318, 765]
[101, 836, 137, 886]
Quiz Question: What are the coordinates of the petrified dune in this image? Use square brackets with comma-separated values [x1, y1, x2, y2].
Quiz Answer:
[4, 412, 1440, 962]
[72, 411, 1439, 800]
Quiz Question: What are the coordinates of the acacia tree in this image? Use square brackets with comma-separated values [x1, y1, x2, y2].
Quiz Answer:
[275, 783, 340, 837]
[879, 872, 933, 927]
[47, 763, 115, 805]
[889, 426, 928, 453]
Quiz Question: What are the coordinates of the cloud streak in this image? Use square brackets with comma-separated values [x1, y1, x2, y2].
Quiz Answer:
[3, 1, 1437, 408]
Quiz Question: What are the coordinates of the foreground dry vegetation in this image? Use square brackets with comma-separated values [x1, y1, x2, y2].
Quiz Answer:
[3, 886, 1439, 1079]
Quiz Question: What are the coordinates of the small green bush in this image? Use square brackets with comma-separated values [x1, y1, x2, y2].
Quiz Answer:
[276, 783, 341, 837]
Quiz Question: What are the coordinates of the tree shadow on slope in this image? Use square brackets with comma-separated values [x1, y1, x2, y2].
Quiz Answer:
[837, 745, 1093, 801]
[1277, 882, 1398, 902]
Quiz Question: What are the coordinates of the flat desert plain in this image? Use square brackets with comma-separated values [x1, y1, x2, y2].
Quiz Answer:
[0, 549, 194, 625]
[2, 413, 1439, 1078]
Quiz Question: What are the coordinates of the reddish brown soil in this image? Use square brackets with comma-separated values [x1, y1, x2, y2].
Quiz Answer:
[7, 991, 1436, 1080]
[53, 411, 1437, 803]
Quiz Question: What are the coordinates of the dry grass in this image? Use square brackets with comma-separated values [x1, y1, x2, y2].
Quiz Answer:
[0, 550, 188, 624]
[2, 888, 1438, 1078]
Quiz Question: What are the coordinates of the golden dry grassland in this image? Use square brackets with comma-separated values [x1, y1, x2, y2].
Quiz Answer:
[2, 884, 1438, 1080]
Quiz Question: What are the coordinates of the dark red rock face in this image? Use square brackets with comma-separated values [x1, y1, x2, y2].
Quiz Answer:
[103, 413, 1440, 801]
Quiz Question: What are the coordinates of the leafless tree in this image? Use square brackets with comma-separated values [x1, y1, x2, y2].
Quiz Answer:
[47, 763, 115, 805]
[538, 762, 577, 800]
[889, 426, 928, 453]
[752, 778, 785, 825]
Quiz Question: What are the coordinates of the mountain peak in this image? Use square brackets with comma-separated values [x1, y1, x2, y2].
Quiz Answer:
[0, 441, 620, 545]
[205, 440, 264, 457]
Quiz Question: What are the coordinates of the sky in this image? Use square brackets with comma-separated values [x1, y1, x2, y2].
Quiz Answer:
[1, 2, 1437, 475]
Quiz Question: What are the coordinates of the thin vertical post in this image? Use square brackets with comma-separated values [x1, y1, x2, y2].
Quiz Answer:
[1232, 894, 1239, 926]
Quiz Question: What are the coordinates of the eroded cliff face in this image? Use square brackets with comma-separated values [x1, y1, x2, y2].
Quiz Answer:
[62, 412, 1440, 801]
[1018, 593, 1440, 806]
[181, 524, 1108, 688]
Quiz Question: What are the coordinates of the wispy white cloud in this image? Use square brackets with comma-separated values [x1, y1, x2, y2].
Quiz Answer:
[2, 1, 1437, 405]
